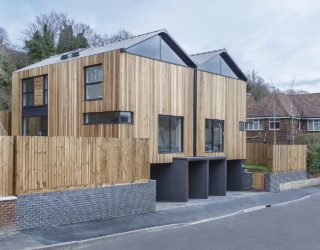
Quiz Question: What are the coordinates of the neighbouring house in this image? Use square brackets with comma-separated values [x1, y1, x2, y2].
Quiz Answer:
[11, 29, 247, 202]
[246, 92, 320, 144]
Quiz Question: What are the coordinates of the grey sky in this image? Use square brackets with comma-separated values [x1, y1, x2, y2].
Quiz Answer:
[1, 0, 320, 92]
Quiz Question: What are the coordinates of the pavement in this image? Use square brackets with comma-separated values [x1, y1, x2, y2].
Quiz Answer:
[1, 186, 320, 250]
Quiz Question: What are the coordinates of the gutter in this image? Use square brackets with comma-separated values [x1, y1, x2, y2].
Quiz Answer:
[193, 69, 197, 156]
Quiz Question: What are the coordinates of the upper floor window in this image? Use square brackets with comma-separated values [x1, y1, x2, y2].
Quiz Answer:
[43, 75, 48, 105]
[22, 78, 34, 107]
[307, 119, 320, 131]
[205, 119, 224, 152]
[158, 115, 183, 153]
[239, 121, 245, 131]
[85, 64, 103, 101]
[269, 118, 280, 130]
[84, 111, 133, 125]
[245, 119, 263, 130]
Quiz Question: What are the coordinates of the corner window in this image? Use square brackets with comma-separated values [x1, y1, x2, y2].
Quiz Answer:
[158, 115, 183, 153]
[85, 64, 103, 101]
[269, 118, 280, 130]
[22, 78, 34, 107]
[22, 116, 47, 136]
[307, 119, 320, 131]
[245, 119, 263, 130]
[205, 119, 224, 152]
[84, 111, 133, 124]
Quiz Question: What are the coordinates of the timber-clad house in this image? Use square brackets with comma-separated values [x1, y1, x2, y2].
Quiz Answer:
[12, 29, 247, 201]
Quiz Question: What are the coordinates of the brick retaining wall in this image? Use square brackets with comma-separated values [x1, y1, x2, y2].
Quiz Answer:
[0, 197, 16, 232]
[16, 181, 156, 230]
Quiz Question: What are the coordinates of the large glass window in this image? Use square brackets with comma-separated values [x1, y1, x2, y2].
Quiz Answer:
[269, 118, 280, 130]
[158, 115, 183, 153]
[85, 64, 103, 100]
[127, 35, 187, 66]
[307, 119, 320, 131]
[198, 54, 238, 79]
[205, 119, 224, 152]
[22, 78, 34, 107]
[84, 112, 133, 124]
[22, 116, 47, 136]
[245, 119, 263, 130]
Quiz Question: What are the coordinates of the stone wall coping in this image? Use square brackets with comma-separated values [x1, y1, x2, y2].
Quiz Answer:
[0, 196, 17, 201]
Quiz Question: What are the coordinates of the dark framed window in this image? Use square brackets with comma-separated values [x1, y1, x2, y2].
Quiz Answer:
[22, 78, 34, 107]
[205, 119, 224, 152]
[158, 115, 183, 153]
[269, 118, 280, 130]
[84, 111, 133, 124]
[84, 64, 103, 101]
[22, 116, 48, 136]
[43, 75, 48, 105]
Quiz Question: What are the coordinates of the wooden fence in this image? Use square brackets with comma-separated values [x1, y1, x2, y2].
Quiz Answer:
[0, 111, 11, 136]
[0, 136, 14, 196]
[0, 136, 149, 196]
[246, 143, 307, 173]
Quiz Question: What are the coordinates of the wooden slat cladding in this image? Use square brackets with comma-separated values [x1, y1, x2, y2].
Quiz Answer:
[0, 111, 11, 135]
[118, 53, 194, 163]
[246, 143, 307, 173]
[34, 76, 44, 106]
[14, 136, 149, 195]
[11, 50, 121, 137]
[0, 136, 14, 196]
[196, 71, 246, 159]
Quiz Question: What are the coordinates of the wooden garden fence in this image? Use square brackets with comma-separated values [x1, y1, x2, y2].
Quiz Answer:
[0, 111, 11, 136]
[0, 136, 149, 196]
[246, 143, 307, 173]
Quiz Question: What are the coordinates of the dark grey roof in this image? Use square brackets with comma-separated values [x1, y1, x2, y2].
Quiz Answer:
[190, 49, 247, 81]
[17, 29, 196, 71]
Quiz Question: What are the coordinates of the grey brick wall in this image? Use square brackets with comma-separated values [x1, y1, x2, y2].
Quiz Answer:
[265, 171, 307, 192]
[242, 172, 253, 191]
[16, 181, 156, 230]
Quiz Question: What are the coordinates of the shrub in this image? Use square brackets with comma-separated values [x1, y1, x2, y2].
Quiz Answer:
[307, 143, 320, 172]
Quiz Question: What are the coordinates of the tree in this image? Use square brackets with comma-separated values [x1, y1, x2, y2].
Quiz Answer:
[23, 11, 132, 62]
[25, 24, 55, 63]
[57, 24, 88, 54]
[246, 70, 271, 101]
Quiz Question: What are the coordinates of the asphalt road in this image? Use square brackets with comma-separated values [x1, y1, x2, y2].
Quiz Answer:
[76, 194, 320, 250]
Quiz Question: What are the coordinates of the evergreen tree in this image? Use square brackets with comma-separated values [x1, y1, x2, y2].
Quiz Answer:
[25, 24, 55, 63]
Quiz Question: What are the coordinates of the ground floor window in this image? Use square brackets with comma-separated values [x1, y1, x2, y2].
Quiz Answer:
[307, 119, 320, 131]
[158, 115, 183, 153]
[245, 119, 263, 130]
[84, 111, 133, 124]
[205, 119, 224, 152]
[22, 116, 48, 136]
[269, 118, 280, 130]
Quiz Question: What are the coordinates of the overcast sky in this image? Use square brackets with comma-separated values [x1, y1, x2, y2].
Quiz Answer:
[1, 0, 320, 92]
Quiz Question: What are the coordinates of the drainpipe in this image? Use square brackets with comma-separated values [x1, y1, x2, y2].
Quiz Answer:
[193, 68, 197, 157]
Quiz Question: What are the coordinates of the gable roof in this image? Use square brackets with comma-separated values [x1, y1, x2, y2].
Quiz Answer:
[17, 29, 196, 72]
[247, 92, 320, 118]
[190, 49, 247, 81]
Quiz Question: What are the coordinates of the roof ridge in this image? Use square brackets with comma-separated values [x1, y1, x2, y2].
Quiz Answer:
[190, 49, 225, 56]
[104, 28, 166, 45]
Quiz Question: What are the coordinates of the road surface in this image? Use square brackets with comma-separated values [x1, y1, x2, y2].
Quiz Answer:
[76, 194, 320, 250]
